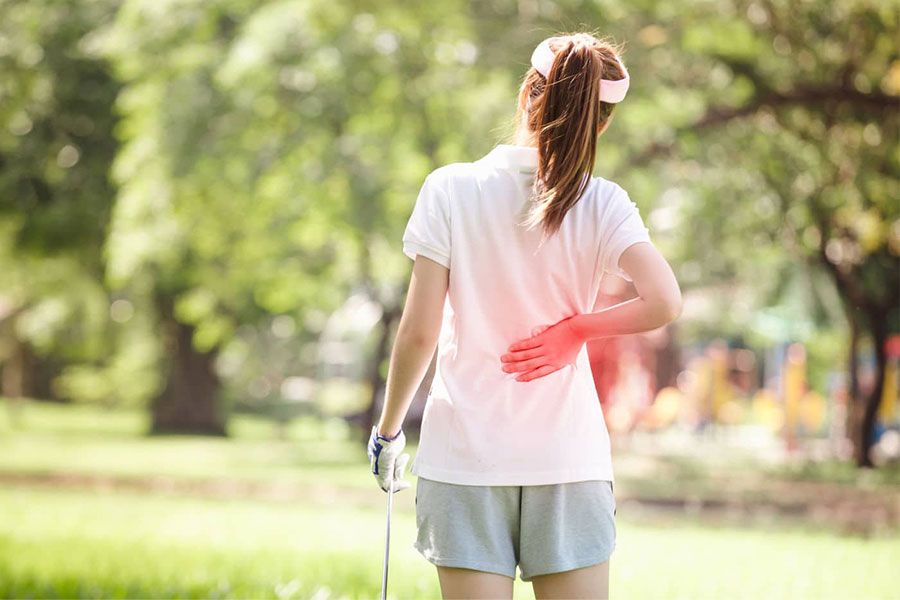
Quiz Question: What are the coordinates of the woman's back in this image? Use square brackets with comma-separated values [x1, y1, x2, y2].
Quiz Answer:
[403, 142, 652, 486]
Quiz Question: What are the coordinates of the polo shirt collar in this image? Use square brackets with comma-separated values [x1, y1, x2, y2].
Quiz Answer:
[481, 144, 538, 172]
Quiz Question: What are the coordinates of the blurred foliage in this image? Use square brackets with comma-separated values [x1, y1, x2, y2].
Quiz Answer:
[0, 0, 895, 417]
[0, 0, 164, 406]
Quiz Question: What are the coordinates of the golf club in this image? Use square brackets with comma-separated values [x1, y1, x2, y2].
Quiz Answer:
[381, 474, 394, 600]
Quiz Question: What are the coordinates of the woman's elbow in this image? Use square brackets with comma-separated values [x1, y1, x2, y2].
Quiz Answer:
[621, 245, 682, 324]
[645, 287, 682, 326]
[664, 296, 683, 322]
[659, 285, 683, 323]
[647, 297, 680, 329]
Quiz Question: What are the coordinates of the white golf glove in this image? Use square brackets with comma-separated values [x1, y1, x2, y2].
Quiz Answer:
[367, 425, 411, 494]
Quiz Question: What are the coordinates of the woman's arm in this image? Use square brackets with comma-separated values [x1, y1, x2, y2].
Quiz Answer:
[571, 241, 681, 341]
[376, 255, 449, 438]
[502, 242, 680, 382]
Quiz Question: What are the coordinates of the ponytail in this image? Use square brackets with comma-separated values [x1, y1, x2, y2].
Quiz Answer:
[512, 33, 626, 243]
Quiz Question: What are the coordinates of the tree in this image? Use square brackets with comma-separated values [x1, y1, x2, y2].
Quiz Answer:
[619, 0, 898, 465]
[0, 0, 123, 412]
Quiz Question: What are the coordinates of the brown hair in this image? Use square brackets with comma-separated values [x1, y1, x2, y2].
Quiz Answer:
[509, 32, 626, 243]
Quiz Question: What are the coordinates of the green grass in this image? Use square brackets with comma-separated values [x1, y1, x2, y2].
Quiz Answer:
[0, 402, 377, 490]
[0, 400, 898, 599]
[1, 484, 897, 600]
[765, 453, 900, 487]
[0, 484, 433, 600]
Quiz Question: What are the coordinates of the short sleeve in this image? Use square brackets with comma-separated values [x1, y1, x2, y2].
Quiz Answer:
[600, 188, 652, 282]
[402, 173, 451, 269]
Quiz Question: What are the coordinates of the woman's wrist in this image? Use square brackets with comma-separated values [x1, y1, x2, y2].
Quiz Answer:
[377, 425, 402, 441]
[566, 314, 587, 343]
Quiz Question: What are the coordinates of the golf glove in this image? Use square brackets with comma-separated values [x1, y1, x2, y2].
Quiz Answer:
[367, 425, 411, 494]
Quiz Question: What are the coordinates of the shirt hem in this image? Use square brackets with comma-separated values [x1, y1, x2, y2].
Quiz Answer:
[410, 462, 615, 486]
[403, 239, 450, 269]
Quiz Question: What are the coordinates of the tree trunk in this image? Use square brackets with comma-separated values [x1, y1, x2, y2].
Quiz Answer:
[2, 333, 35, 428]
[823, 252, 894, 469]
[149, 291, 227, 437]
[854, 310, 889, 468]
[359, 303, 402, 445]
[846, 306, 863, 462]
[654, 320, 681, 390]
[2, 334, 36, 399]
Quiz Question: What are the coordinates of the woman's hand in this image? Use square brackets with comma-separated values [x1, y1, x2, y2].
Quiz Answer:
[367, 425, 411, 494]
[500, 315, 584, 382]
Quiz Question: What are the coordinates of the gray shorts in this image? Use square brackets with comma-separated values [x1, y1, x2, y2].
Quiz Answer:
[413, 477, 616, 582]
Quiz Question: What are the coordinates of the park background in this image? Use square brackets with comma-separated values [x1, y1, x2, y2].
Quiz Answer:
[0, 0, 898, 598]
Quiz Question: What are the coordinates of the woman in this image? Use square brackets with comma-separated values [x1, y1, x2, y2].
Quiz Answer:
[367, 31, 682, 599]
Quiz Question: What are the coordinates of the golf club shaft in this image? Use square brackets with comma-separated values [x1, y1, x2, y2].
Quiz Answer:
[382, 476, 394, 600]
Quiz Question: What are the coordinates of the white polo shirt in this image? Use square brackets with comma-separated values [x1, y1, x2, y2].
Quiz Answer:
[402, 143, 653, 486]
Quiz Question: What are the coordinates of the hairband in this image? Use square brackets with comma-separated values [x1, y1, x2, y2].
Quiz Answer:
[530, 36, 630, 103]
